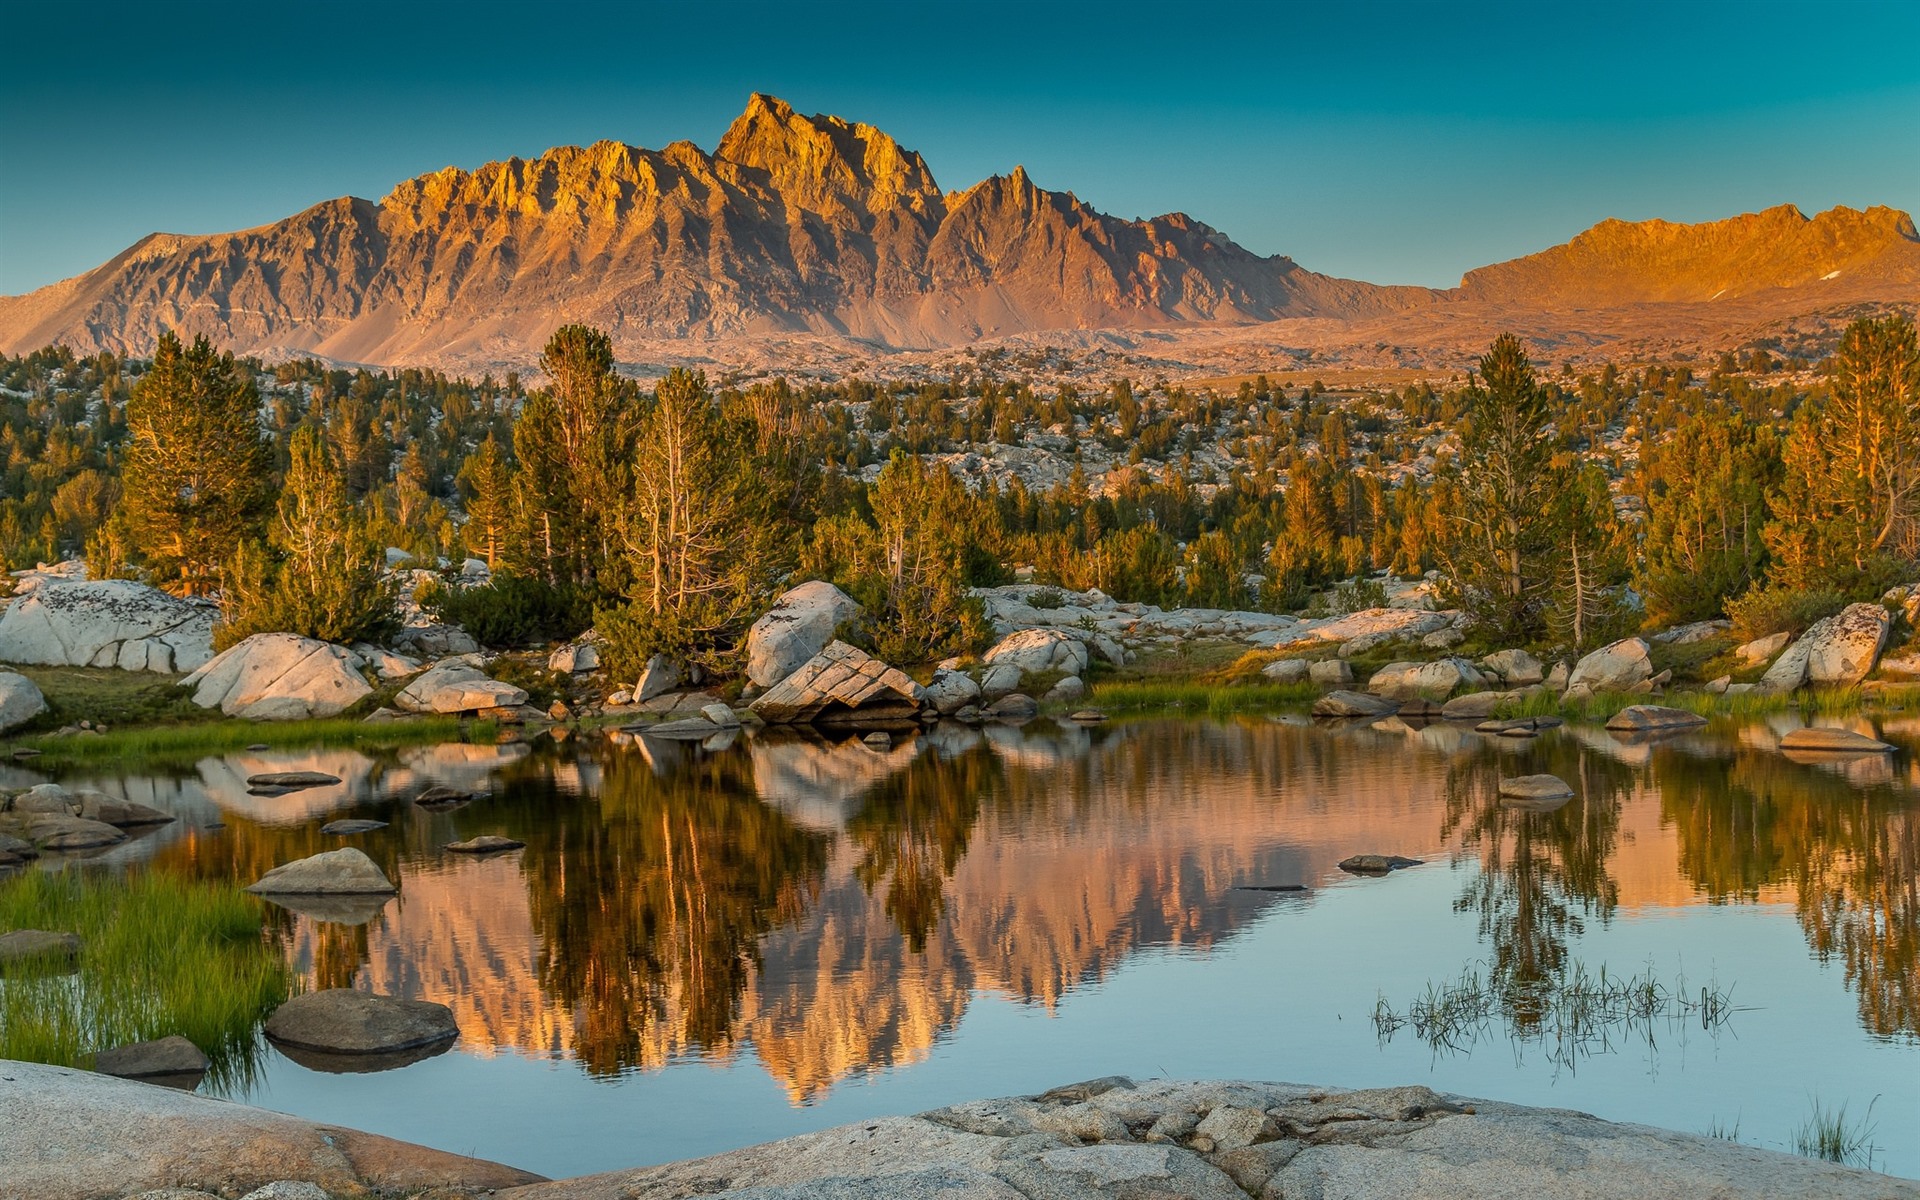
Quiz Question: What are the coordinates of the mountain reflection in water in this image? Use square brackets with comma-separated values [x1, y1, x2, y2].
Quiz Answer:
[39, 711, 1920, 1105]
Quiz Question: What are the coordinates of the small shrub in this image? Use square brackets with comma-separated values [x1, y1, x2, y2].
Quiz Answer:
[1725, 585, 1846, 643]
[423, 573, 594, 649]
[1329, 576, 1389, 616]
[1027, 586, 1066, 610]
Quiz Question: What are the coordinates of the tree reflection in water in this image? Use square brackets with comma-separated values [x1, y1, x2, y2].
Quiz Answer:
[514, 741, 831, 1076]
[847, 739, 996, 953]
[1656, 740, 1920, 1039]
[1442, 737, 1632, 1027]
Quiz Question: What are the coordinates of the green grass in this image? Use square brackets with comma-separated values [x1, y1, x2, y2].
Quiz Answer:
[1084, 679, 1319, 717]
[1495, 685, 1870, 723]
[1790, 1096, 1879, 1169]
[8, 665, 213, 730]
[0, 869, 293, 1087]
[10, 715, 490, 768]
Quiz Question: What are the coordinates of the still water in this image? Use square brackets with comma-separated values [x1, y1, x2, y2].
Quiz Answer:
[11, 710, 1920, 1179]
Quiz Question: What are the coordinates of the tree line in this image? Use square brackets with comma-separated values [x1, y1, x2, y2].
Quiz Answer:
[3, 315, 1915, 674]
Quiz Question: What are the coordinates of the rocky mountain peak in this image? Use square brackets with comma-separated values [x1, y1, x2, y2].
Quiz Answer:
[716, 92, 943, 221]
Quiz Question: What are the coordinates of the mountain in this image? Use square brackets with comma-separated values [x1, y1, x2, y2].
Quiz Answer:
[0, 94, 1915, 373]
[0, 94, 1428, 368]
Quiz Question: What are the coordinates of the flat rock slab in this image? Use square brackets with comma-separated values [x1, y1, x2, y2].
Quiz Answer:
[446, 835, 525, 854]
[0, 1058, 542, 1198]
[1779, 727, 1896, 753]
[1604, 705, 1708, 733]
[93, 1035, 209, 1087]
[25, 815, 127, 851]
[495, 1077, 1918, 1200]
[1338, 854, 1422, 874]
[1500, 774, 1575, 801]
[245, 771, 342, 789]
[414, 785, 480, 808]
[264, 988, 458, 1056]
[0, 928, 82, 965]
[1313, 690, 1399, 718]
[246, 848, 396, 895]
[319, 819, 388, 835]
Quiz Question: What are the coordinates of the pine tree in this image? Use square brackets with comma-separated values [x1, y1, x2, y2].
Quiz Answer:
[118, 332, 273, 594]
[1437, 333, 1566, 642]
[218, 425, 397, 648]
[513, 325, 635, 589]
[457, 434, 515, 569]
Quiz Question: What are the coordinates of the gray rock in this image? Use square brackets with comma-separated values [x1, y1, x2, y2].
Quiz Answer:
[1194, 1103, 1280, 1150]
[1481, 648, 1545, 685]
[1308, 659, 1353, 687]
[1260, 658, 1310, 683]
[445, 835, 525, 853]
[0, 669, 48, 732]
[979, 662, 1024, 699]
[1043, 675, 1086, 703]
[984, 693, 1038, 722]
[1068, 709, 1107, 723]
[0, 579, 215, 673]
[180, 634, 372, 720]
[1779, 727, 1896, 753]
[26, 815, 128, 851]
[984, 628, 1091, 677]
[1604, 705, 1708, 732]
[548, 638, 602, 675]
[74, 790, 175, 827]
[633, 653, 683, 702]
[1338, 854, 1423, 873]
[245, 771, 341, 789]
[1440, 690, 1508, 720]
[13, 782, 76, 815]
[746, 581, 863, 688]
[319, 819, 388, 835]
[1764, 604, 1891, 692]
[0, 1057, 542, 1198]
[1734, 630, 1792, 667]
[925, 667, 984, 714]
[750, 641, 925, 726]
[246, 848, 396, 895]
[1567, 637, 1652, 692]
[263, 988, 456, 1056]
[0, 928, 82, 965]
[239, 1183, 332, 1200]
[94, 1035, 209, 1085]
[1500, 774, 1575, 803]
[701, 702, 742, 728]
[395, 658, 529, 714]
[1367, 658, 1485, 700]
[1312, 690, 1397, 718]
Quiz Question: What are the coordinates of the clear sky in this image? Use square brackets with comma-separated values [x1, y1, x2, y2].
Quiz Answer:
[3, 0, 1917, 296]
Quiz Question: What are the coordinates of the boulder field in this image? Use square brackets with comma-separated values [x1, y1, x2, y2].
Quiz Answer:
[2, 1067, 1912, 1200]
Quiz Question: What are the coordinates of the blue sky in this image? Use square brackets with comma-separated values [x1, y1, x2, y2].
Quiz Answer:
[3, 0, 1917, 295]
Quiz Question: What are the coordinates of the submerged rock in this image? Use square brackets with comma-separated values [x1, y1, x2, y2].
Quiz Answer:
[445, 835, 525, 854]
[1338, 854, 1423, 873]
[245, 771, 342, 790]
[1604, 705, 1708, 733]
[1499, 774, 1576, 802]
[1778, 727, 1896, 753]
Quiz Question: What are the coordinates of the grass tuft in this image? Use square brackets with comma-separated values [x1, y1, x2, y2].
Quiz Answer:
[0, 869, 293, 1088]
[1790, 1096, 1879, 1169]
[10, 715, 480, 768]
[1084, 679, 1319, 717]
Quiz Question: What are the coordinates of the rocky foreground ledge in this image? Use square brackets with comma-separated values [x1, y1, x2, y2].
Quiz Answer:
[3, 1062, 1914, 1200]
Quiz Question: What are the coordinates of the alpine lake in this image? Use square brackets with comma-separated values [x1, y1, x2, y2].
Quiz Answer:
[4, 706, 1917, 1181]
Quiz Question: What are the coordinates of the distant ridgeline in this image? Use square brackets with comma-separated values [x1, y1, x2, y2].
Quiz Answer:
[0, 93, 1915, 373]
[2, 309, 1915, 673]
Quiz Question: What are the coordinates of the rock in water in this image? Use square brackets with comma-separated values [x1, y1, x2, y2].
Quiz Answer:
[750, 640, 924, 726]
[319, 819, 388, 835]
[180, 634, 373, 720]
[0, 580, 216, 672]
[1604, 705, 1708, 732]
[244, 771, 341, 790]
[93, 1035, 209, 1089]
[1339, 854, 1423, 873]
[263, 989, 456, 1055]
[445, 835, 525, 854]
[1566, 637, 1653, 692]
[0, 929, 82, 966]
[984, 693, 1038, 721]
[1312, 690, 1398, 717]
[923, 666, 983, 715]
[745, 581, 863, 688]
[26, 816, 128, 851]
[0, 670, 48, 732]
[246, 848, 397, 895]
[1499, 775, 1576, 806]
[1778, 727, 1896, 753]
[1366, 658, 1484, 700]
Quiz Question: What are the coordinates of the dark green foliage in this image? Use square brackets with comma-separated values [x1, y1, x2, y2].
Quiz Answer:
[1724, 584, 1848, 642]
[423, 573, 594, 649]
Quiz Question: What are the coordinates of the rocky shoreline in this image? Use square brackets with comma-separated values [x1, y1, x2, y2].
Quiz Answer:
[3, 1061, 1913, 1200]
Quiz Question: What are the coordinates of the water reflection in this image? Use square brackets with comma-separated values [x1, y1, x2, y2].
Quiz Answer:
[19, 709, 1920, 1103]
